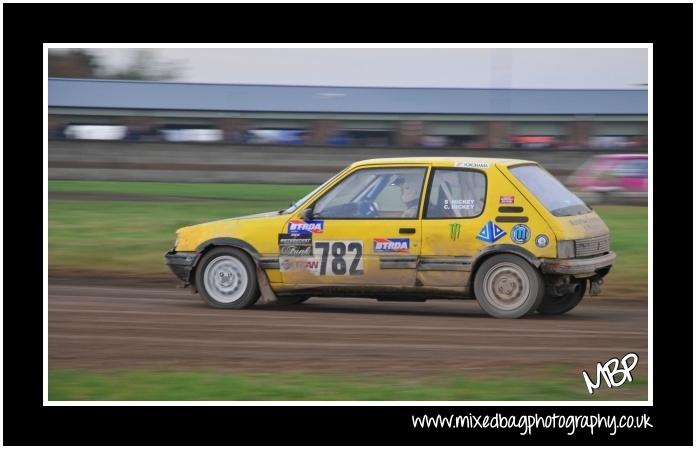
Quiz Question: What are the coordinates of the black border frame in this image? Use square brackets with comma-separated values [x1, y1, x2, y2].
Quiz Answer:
[3, 2, 692, 446]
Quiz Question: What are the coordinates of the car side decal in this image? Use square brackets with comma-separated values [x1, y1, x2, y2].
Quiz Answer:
[280, 241, 364, 275]
[373, 238, 410, 253]
[510, 224, 531, 244]
[476, 221, 506, 243]
[278, 233, 312, 257]
[287, 219, 324, 235]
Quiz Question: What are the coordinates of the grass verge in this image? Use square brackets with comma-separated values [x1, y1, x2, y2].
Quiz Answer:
[49, 369, 647, 401]
[48, 180, 316, 201]
[49, 199, 285, 273]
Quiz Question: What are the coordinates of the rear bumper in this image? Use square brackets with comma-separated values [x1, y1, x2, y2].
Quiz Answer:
[540, 251, 616, 275]
[164, 249, 199, 283]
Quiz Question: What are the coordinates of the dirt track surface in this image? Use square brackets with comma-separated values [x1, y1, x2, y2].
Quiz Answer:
[49, 280, 648, 376]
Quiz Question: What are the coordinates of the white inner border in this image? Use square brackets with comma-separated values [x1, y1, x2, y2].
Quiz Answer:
[43, 43, 652, 407]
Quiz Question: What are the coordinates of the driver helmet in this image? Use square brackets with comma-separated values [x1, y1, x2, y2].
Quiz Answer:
[393, 174, 421, 206]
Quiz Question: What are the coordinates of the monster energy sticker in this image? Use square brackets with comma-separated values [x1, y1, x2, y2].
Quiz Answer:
[449, 223, 461, 241]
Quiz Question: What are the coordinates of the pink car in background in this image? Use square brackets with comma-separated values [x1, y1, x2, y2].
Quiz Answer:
[567, 154, 648, 204]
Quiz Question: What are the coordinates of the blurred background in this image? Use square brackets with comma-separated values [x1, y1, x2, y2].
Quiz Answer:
[48, 48, 648, 204]
[47, 48, 649, 401]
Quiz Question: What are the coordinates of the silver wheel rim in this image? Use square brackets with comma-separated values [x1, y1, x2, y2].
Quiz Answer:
[482, 262, 530, 311]
[203, 255, 249, 304]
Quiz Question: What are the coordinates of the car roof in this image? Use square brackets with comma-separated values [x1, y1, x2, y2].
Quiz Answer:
[350, 156, 533, 168]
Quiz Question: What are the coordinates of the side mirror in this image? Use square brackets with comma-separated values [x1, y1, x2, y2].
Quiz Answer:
[301, 208, 314, 221]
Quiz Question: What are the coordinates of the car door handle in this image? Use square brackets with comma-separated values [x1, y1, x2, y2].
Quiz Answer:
[399, 228, 416, 234]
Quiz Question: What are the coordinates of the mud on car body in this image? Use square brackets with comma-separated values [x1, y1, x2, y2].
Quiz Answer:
[165, 157, 616, 319]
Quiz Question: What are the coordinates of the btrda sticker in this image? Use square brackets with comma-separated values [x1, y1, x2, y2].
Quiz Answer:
[287, 219, 324, 235]
[373, 238, 410, 253]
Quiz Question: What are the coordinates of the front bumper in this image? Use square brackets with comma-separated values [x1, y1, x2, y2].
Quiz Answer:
[164, 249, 199, 283]
[540, 251, 616, 275]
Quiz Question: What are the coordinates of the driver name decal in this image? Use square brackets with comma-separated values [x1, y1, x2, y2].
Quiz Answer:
[444, 199, 476, 210]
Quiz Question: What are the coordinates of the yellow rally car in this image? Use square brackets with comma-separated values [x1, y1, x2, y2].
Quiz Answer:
[165, 157, 616, 319]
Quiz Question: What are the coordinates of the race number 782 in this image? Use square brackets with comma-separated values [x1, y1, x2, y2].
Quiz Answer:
[314, 241, 364, 275]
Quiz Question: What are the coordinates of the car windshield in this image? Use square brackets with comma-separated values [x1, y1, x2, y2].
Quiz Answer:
[313, 167, 426, 218]
[281, 175, 339, 214]
[510, 164, 591, 217]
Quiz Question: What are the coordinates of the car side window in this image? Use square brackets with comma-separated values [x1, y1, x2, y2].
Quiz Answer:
[426, 169, 486, 218]
[313, 167, 426, 219]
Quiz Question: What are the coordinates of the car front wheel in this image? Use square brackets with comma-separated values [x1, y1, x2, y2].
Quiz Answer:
[473, 254, 545, 319]
[195, 247, 259, 309]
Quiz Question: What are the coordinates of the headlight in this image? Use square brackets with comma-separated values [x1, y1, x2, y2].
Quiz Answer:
[557, 240, 575, 258]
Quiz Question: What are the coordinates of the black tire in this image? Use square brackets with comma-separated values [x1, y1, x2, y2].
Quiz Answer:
[194, 247, 259, 309]
[537, 280, 587, 315]
[473, 254, 545, 319]
[276, 295, 311, 306]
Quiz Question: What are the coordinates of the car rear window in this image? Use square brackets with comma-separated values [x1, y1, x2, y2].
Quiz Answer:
[510, 165, 591, 217]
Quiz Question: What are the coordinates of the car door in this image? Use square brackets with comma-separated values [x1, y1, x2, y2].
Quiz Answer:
[419, 167, 489, 288]
[279, 165, 428, 287]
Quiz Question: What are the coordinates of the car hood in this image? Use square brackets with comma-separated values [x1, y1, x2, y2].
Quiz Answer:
[178, 210, 284, 231]
[175, 209, 290, 252]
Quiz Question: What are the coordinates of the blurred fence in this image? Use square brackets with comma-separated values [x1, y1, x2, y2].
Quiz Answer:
[48, 140, 646, 186]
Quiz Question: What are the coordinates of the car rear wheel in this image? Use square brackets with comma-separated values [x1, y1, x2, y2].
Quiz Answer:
[195, 247, 259, 309]
[537, 280, 587, 315]
[276, 295, 311, 305]
[473, 254, 545, 319]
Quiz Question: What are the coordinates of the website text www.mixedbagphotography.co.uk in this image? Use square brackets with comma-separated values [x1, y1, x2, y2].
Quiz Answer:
[412, 413, 653, 436]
